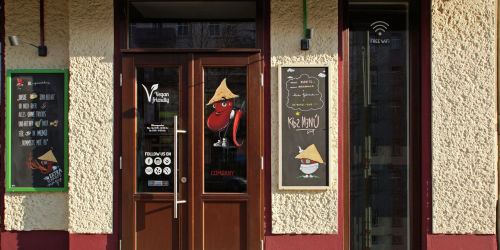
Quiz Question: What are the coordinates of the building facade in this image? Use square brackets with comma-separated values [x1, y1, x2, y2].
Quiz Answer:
[0, 0, 498, 249]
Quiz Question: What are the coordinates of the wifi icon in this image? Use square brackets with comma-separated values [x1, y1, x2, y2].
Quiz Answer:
[370, 21, 389, 36]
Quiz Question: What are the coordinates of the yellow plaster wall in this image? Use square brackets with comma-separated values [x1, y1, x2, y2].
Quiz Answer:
[3, 0, 114, 233]
[3, 0, 69, 231]
[431, 0, 498, 234]
[270, 0, 339, 234]
[67, 0, 114, 234]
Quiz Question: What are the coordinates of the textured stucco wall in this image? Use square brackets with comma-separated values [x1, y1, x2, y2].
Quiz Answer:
[67, 0, 114, 234]
[271, 0, 338, 234]
[3, 0, 69, 231]
[431, 0, 498, 234]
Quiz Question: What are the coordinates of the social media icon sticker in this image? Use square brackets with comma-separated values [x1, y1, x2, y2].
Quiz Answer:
[163, 157, 171, 165]
[154, 167, 162, 175]
[145, 167, 153, 175]
[163, 167, 171, 175]
[145, 157, 153, 165]
[154, 157, 162, 165]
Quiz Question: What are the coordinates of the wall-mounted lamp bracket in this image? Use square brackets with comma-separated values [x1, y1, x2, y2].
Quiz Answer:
[8, 36, 47, 57]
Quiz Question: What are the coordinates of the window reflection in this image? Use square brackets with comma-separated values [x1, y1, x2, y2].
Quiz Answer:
[349, 4, 410, 250]
[130, 22, 256, 48]
[129, 1, 257, 48]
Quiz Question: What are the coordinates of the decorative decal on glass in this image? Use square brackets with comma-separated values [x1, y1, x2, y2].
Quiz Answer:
[204, 68, 247, 193]
[206, 78, 245, 148]
[136, 68, 179, 193]
[370, 21, 389, 36]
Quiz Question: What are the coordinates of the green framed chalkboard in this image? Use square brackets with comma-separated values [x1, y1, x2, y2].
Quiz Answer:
[278, 65, 332, 190]
[6, 69, 69, 192]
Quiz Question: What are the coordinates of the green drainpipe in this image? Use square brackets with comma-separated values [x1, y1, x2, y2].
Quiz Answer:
[303, 0, 307, 40]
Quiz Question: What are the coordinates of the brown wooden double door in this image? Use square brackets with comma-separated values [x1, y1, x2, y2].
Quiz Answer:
[122, 53, 263, 250]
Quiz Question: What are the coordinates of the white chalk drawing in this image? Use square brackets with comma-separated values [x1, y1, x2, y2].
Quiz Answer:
[285, 74, 324, 111]
[295, 144, 325, 179]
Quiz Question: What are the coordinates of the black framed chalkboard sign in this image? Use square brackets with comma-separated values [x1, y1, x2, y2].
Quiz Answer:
[278, 65, 332, 190]
[5, 69, 69, 192]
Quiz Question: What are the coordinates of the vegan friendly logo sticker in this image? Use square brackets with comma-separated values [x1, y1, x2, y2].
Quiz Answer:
[141, 83, 170, 104]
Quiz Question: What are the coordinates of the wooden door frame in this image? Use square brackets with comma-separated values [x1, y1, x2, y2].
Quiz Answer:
[121, 53, 190, 250]
[121, 52, 264, 250]
[340, 0, 427, 249]
[190, 53, 263, 250]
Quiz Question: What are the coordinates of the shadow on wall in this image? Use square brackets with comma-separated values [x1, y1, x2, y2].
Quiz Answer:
[1, 231, 119, 250]
[1, 230, 68, 250]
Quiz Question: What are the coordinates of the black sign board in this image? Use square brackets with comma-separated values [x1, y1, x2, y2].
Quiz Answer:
[279, 66, 330, 189]
[6, 69, 68, 191]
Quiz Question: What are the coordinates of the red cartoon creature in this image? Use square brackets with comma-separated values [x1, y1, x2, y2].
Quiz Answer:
[206, 78, 245, 148]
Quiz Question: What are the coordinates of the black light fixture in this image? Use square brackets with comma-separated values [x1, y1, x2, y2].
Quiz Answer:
[8, 35, 47, 57]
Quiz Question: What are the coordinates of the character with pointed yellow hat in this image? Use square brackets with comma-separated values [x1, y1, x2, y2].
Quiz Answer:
[26, 150, 58, 174]
[206, 78, 245, 148]
[296, 144, 324, 178]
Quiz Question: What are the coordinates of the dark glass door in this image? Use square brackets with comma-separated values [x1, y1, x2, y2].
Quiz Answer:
[349, 3, 411, 250]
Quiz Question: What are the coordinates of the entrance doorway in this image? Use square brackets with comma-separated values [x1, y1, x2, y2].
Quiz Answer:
[347, 1, 421, 249]
[121, 53, 263, 250]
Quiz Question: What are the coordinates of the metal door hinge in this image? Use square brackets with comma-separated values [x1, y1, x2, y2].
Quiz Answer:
[260, 73, 264, 87]
[261, 239, 264, 250]
[261, 156, 264, 170]
[120, 156, 122, 170]
[120, 73, 122, 87]
[119, 239, 122, 250]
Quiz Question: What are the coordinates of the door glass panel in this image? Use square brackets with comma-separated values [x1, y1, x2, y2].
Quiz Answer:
[349, 4, 409, 250]
[129, 1, 256, 48]
[136, 67, 179, 193]
[204, 67, 247, 193]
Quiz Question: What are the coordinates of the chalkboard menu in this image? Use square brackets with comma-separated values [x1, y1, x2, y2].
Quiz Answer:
[279, 66, 330, 190]
[6, 69, 68, 191]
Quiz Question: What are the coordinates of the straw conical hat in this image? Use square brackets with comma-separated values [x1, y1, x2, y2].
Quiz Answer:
[206, 78, 239, 106]
[295, 144, 324, 164]
[37, 150, 58, 163]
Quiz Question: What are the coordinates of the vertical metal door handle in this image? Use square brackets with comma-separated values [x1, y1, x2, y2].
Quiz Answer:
[174, 115, 186, 219]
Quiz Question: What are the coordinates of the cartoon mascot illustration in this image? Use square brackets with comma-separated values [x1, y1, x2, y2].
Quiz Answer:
[206, 78, 245, 148]
[26, 149, 58, 174]
[296, 144, 325, 178]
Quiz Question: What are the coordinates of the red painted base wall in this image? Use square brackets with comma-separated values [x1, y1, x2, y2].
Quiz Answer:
[427, 235, 497, 250]
[69, 233, 118, 250]
[1, 231, 68, 250]
[264, 234, 497, 250]
[0, 231, 496, 250]
[265, 235, 343, 250]
[0, 231, 118, 250]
